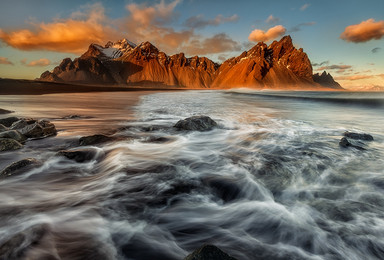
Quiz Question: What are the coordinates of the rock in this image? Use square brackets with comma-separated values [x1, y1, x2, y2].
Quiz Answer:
[0, 224, 48, 259]
[184, 245, 238, 260]
[339, 137, 365, 151]
[174, 116, 217, 131]
[0, 130, 26, 143]
[0, 108, 13, 114]
[0, 158, 39, 178]
[9, 118, 36, 130]
[313, 71, 343, 89]
[141, 136, 172, 143]
[344, 131, 373, 141]
[56, 148, 103, 163]
[0, 138, 23, 151]
[18, 120, 57, 139]
[0, 124, 8, 132]
[0, 117, 19, 127]
[79, 134, 114, 146]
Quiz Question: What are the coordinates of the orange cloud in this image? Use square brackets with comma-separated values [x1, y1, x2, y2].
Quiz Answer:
[0, 57, 13, 65]
[248, 25, 286, 42]
[334, 75, 373, 81]
[21, 58, 51, 67]
[340, 19, 384, 43]
[0, 3, 117, 54]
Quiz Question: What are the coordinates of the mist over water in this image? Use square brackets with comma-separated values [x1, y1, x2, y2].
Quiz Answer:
[0, 90, 384, 259]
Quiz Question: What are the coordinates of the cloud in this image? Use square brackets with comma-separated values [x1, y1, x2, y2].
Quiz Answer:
[184, 14, 238, 29]
[21, 58, 51, 67]
[290, 22, 316, 32]
[218, 54, 228, 62]
[300, 4, 310, 11]
[372, 47, 381, 53]
[312, 61, 329, 67]
[0, 57, 14, 65]
[248, 25, 286, 42]
[340, 19, 384, 43]
[183, 33, 241, 55]
[265, 15, 279, 24]
[318, 65, 352, 70]
[0, 3, 117, 54]
[334, 75, 373, 81]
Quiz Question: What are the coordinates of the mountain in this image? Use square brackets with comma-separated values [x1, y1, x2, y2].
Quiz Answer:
[313, 71, 343, 89]
[39, 36, 342, 89]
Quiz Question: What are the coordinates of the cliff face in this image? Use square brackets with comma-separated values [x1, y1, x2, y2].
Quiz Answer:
[39, 36, 341, 89]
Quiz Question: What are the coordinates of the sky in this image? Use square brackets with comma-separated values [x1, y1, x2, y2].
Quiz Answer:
[0, 0, 383, 89]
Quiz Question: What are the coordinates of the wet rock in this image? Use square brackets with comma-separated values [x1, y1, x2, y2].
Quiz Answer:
[184, 245, 238, 260]
[141, 136, 172, 143]
[18, 120, 57, 139]
[0, 158, 39, 178]
[79, 134, 114, 146]
[62, 115, 93, 119]
[0, 138, 23, 151]
[0, 108, 13, 114]
[174, 116, 217, 131]
[339, 137, 365, 151]
[0, 130, 26, 143]
[0, 224, 48, 260]
[56, 148, 103, 163]
[0, 124, 8, 132]
[344, 131, 373, 141]
[10, 118, 36, 130]
[0, 116, 19, 127]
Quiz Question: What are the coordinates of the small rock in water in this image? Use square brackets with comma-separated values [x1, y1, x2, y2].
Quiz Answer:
[0, 158, 39, 178]
[56, 148, 102, 163]
[0, 108, 13, 114]
[0, 117, 19, 127]
[17, 119, 57, 139]
[344, 131, 374, 141]
[174, 116, 217, 131]
[0, 130, 26, 143]
[79, 134, 114, 146]
[0, 138, 23, 151]
[184, 245, 238, 260]
[339, 137, 365, 151]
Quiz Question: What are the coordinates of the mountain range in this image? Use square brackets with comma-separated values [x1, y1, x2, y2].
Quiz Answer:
[39, 36, 342, 90]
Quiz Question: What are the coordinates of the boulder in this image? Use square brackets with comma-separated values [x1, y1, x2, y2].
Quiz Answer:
[184, 245, 238, 260]
[0, 117, 19, 127]
[339, 137, 365, 151]
[0, 130, 26, 143]
[56, 148, 103, 163]
[18, 120, 57, 139]
[79, 134, 114, 146]
[0, 158, 39, 178]
[174, 116, 217, 131]
[0, 138, 23, 151]
[344, 131, 373, 141]
[10, 118, 36, 130]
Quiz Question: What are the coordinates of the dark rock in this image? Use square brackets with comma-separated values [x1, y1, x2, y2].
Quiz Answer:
[0, 130, 26, 143]
[0, 158, 39, 178]
[0, 124, 8, 132]
[184, 245, 238, 260]
[79, 134, 114, 146]
[339, 137, 365, 151]
[9, 118, 36, 130]
[0, 138, 23, 151]
[0, 117, 19, 127]
[56, 148, 103, 162]
[18, 120, 57, 139]
[0, 224, 48, 259]
[141, 136, 172, 143]
[62, 115, 92, 119]
[313, 71, 343, 89]
[174, 116, 217, 131]
[344, 131, 373, 141]
[0, 108, 13, 114]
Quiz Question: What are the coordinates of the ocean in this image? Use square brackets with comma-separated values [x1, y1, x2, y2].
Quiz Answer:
[0, 89, 383, 260]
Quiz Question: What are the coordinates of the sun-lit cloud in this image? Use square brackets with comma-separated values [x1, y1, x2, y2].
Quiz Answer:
[372, 47, 381, 53]
[340, 19, 384, 43]
[300, 4, 310, 11]
[0, 3, 117, 54]
[184, 14, 238, 29]
[184, 33, 241, 55]
[316, 64, 353, 74]
[335, 75, 373, 81]
[248, 25, 286, 42]
[265, 15, 279, 24]
[0, 57, 14, 65]
[21, 58, 51, 67]
[312, 61, 329, 67]
[290, 22, 316, 32]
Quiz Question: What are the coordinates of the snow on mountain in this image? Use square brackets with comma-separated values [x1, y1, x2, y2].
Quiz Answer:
[95, 39, 136, 60]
